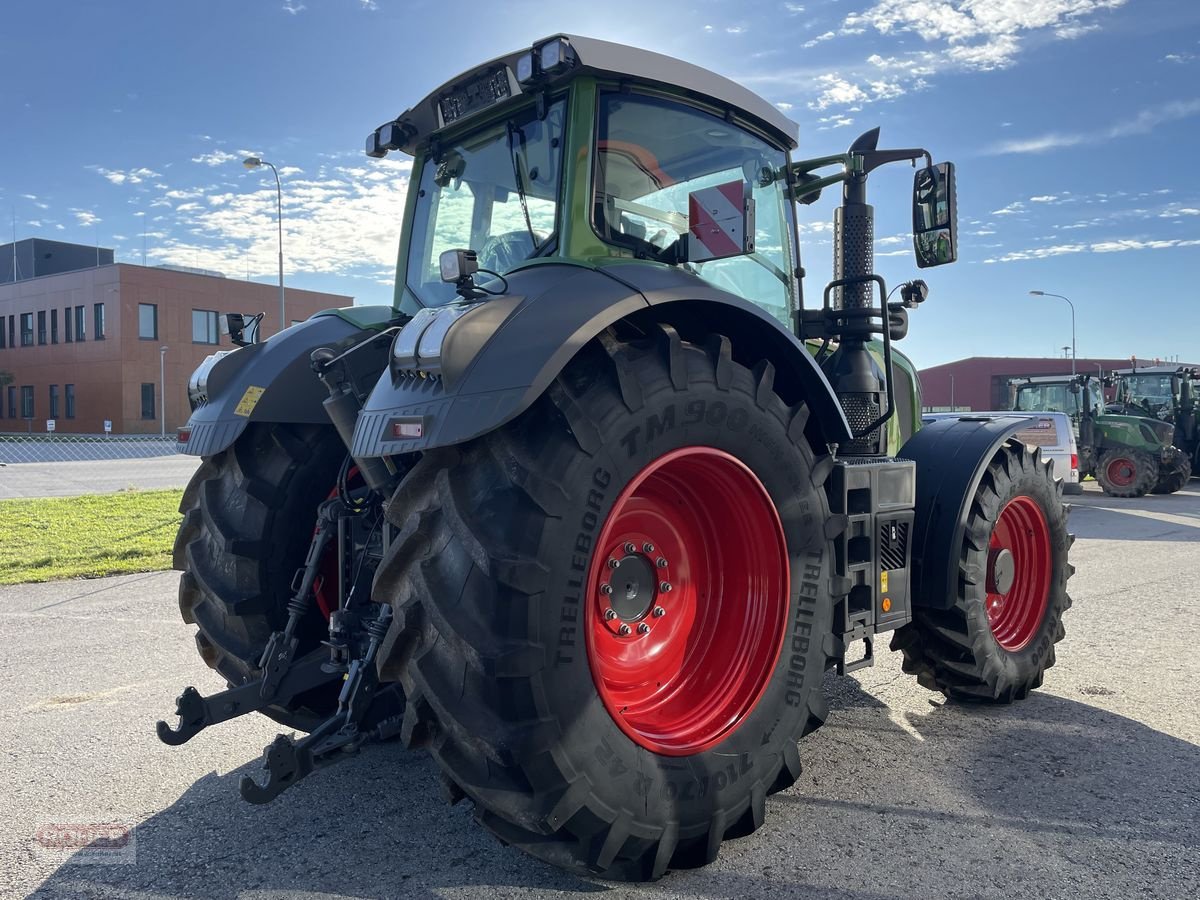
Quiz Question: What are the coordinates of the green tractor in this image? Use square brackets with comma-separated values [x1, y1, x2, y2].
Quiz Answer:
[1010, 373, 1188, 496]
[1109, 364, 1198, 485]
[159, 35, 1074, 879]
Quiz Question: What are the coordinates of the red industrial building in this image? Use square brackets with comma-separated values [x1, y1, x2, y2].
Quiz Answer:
[918, 356, 1197, 412]
[0, 242, 352, 434]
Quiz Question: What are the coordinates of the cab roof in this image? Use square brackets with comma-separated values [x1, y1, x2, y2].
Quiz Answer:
[376, 34, 799, 156]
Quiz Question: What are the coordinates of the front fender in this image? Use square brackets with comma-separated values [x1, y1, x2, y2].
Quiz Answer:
[351, 262, 851, 458]
[181, 307, 394, 457]
[898, 415, 1028, 610]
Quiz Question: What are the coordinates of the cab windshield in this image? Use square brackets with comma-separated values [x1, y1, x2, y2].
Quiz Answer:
[1015, 382, 1103, 417]
[405, 98, 567, 308]
[1121, 374, 1175, 412]
[593, 92, 797, 327]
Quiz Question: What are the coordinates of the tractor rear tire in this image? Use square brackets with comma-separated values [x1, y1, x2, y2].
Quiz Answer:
[1151, 453, 1191, 494]
[372, 327, 836, 880]
[173, 422, 401, 732]
[1095, 449, 1156, 498]
[891, 441, 1072, 702]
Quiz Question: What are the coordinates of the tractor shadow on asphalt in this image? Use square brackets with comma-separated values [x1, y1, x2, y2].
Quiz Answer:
[800, 673, 1200, 852]
[29, 676, 1200, 899]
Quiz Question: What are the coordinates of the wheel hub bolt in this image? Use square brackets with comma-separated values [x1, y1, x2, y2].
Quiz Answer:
[659, 581, 672, 593]
[637, 623, 650, 635]
[604, 608, 617, 620]
[642, 542, 655, 554]
[624, 542, 637, 554]
[618, 623, 631, 636]
[656, 557, 668, 569]
[608, 558, 620, 569]
[600, 584, 613, 595]
[653, 606, 665, 617]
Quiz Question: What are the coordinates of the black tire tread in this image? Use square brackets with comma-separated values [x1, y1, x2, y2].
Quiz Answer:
[890, 442, 1073, 703]
[372, 327, 835, 879]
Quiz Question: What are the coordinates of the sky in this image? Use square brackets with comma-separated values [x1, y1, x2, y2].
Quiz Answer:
[1, 0, 1197, 367]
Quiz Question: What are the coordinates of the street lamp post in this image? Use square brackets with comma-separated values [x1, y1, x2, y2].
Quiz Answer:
[949, 373, 955, 411]
[159, 345, 168, 437]
[243, 156, 285, 335]
[1029, 290, 1076, 376]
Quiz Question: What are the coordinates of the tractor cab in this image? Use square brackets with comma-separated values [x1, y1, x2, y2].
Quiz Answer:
[367, 35, 955, 340]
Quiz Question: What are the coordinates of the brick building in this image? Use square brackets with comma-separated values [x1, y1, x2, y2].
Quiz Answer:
[0, 247, 352, 435]
[917, 356, 1198, 412]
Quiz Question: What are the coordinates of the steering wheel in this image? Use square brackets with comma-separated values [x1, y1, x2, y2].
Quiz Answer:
[478, 230, 537, 274]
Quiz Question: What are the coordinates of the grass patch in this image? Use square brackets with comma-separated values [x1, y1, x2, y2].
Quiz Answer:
[0, 489, 183, 585]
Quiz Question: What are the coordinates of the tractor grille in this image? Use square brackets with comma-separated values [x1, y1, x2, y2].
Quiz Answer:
[879, 521, 909, 571]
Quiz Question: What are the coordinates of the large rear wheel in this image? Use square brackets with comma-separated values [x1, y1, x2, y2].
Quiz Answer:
[173, 422, 402, 730]
[891, 441, 1073, 702]
[373, 327, 836, 879]
[1151, 452, 1191, 494]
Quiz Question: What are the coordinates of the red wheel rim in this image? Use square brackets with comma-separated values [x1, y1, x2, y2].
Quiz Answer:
[585, 447, 789, 756]
[1105, 457, 1136, 487]
[985, 496, 1052, 652]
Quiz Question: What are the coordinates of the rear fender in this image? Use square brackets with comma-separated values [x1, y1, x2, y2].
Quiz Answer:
[181, 307, 395, 457]
[898, 415, 1029, 610]
[350, 263, 851, 458]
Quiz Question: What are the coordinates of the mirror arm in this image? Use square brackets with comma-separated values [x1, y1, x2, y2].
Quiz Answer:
[858, 147, 932, 175]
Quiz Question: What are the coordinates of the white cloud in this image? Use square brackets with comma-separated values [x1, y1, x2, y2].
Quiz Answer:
[72, 209, 101, 226]
[89, 166, 160, 185]
[726, 25, 746, 34]
[784, 2, 805, 12]
[803, 31, 835, 48]
[282, 1, 305, 13]
[1161, 207, 1200, 217]
[360, 0, 378, 9]
[192, 149, 239, 167]
[1030, 195, 1059, 203]
[1163, 53, 1194, 64]
[989, 98, 1200, 153]
[984, 236, 1200, 262]
[808, 74, 868, 110]
[992, 201, 1026, 215]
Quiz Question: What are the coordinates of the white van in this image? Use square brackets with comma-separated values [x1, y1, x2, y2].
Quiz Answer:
[920, 411, 1082, 494]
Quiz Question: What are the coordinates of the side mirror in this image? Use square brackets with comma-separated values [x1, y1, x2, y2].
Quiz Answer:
[1068, 382, 1080, 395]
[912, 162, 957, 268]
[220, 312, 260, 347]
[685, 180, 755, 263]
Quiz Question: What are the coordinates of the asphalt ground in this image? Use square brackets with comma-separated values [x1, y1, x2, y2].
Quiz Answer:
[0, 457, 202, 499]
[2, 480, 1198, 899]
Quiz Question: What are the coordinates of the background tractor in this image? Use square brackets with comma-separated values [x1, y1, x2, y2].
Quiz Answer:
[159, 35, 1074, 880]
[1010, 373, 1188, 496]
[1109, 364, 1198, 485]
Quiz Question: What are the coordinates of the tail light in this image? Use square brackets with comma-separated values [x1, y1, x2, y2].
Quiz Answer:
[1070, 453, 1078, 472]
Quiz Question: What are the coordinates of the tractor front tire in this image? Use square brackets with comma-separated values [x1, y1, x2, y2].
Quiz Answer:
[891, 441, 1073, 702]
[1151, 453, 1192, 494]
[372, 327, 836, 879]
[1095, 449, 1156, 497]
[173, 422, 399, 731]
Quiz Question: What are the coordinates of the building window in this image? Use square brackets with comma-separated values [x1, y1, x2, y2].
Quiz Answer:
[94, 302, 106, 339]
[20, 313, 33, 346]
[138, 303, 158, 340]
[63, 308, 72, 343]
[20, 385, 34, 419]
[74, 305, 86, 342]
[7, 386, 15, 418]
[49, 384, 59, 419]
[65, 384, 75, 419]
[141, 383, 156, 419]
[0, 317, 5, 349]
[50, 308, 58, 343]
[7, 315, 14, 348]
[37, 311, 46, 345]
[192, 309, 219, 344]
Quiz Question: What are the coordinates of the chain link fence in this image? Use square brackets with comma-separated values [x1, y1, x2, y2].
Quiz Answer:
[0, 433, 180, 464]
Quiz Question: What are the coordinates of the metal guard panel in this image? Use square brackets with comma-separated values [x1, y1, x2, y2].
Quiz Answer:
[177, 313, 367, 457]
[897, 415, 1028, 610]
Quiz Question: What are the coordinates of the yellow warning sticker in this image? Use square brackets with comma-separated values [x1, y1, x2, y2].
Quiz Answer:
[880, 570, 889, 593]
[233, 385, 266, 417]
